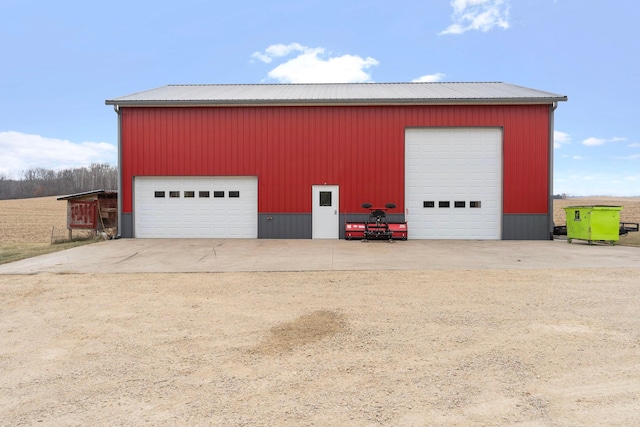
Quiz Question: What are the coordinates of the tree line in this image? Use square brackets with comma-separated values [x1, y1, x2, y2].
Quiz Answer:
[0, 163, 117, 200]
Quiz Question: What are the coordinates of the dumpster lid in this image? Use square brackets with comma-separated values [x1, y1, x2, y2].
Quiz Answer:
[564, 205, 622, 210]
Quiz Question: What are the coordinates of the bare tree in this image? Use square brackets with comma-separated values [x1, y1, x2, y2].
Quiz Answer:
[0, 164, 118, 200]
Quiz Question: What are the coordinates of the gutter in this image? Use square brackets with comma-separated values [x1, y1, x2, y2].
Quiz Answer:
[549, 101, 559, 239]
[113, 104, 122, 238]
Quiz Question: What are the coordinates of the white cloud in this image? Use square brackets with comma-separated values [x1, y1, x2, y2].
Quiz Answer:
[0, 131, 116, 179]
[613, 154, 640, 160]
[251, 43, 306, 64]
[582, 136, 627, 146]
[572, 155, 584, 160]
[627, 142, 640, 148]
[582, 137, 606, 146]
[440, 0, 510, 35]
[253, 43, 379, 83]
[554, 130, 571, 149]
[412, 73, 446, 82]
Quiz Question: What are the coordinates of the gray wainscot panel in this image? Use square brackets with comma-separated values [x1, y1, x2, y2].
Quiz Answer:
[121, 213, 134, 238]
[502, 214, 551, 240]
[259, 214, 312, 239]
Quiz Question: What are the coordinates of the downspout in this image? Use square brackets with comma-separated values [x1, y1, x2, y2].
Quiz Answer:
[113, 104, 122, 238]
[548, 101, 558, 240]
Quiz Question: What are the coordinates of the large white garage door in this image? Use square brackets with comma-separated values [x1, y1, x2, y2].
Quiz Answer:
[134, 176, 257, 238]
[405, 128, 502, 239]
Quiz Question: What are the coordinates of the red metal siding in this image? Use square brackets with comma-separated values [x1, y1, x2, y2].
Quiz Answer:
[120, 104, 550, 215]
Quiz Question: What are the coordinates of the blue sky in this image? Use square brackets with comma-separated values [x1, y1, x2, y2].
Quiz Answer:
[1, 0, 638, 196]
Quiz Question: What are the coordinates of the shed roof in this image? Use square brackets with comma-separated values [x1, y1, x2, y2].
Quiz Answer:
[106, 82, 567, 107]
[57, 189, 118, 201]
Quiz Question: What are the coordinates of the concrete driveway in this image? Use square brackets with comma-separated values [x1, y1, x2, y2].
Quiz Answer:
[1, 238, 639, 274]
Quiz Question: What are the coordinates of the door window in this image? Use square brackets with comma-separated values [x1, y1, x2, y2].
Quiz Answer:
[319, 191, 332, 207]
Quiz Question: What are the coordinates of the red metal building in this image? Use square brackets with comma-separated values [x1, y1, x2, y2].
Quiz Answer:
[106, 82, 567, 240]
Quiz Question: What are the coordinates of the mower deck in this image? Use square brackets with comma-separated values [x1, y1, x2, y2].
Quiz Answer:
[345, 203, 408, 241]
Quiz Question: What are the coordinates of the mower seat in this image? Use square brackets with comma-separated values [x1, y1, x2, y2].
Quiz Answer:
[370, 209, 386, 219]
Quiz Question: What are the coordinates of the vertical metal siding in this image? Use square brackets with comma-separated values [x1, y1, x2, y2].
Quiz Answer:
[120, 104, 550, 216]
[501, 106, 550, 214]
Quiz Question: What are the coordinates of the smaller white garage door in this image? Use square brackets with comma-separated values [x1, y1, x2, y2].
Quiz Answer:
[134, 176, 257, 238]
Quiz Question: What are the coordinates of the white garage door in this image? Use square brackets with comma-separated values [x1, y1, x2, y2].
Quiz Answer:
[405, 128, 502, 239]
[134, 176, 257, 238]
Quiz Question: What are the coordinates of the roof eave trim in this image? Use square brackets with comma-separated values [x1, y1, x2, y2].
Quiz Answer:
[105, 97, 568, 107]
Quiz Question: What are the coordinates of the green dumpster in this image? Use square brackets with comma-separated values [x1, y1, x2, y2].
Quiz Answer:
[563, 205, 622, 245]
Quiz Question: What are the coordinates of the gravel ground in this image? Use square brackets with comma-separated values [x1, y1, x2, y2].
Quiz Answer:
[2, 268, 640, 426]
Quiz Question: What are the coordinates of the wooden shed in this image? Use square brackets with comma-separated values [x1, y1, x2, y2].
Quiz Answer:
[57, 190, 118, 239]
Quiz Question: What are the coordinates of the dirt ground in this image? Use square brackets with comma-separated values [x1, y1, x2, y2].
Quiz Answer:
[1, 196, 640, 425]
[1, 268, 640, 426]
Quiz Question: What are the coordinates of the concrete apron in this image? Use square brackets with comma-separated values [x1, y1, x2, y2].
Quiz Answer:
[1, 239, 639, 274]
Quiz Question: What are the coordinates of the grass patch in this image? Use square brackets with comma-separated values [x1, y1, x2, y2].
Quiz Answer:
[0, 238, 99, 265]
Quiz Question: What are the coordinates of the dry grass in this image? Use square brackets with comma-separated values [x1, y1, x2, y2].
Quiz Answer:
[0, 241, 98, 265]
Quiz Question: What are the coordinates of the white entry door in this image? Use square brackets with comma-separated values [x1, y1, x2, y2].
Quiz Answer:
[312, 185, 339, 239]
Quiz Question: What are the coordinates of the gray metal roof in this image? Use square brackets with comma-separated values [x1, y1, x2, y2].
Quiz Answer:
[106, 82, 567, 107]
